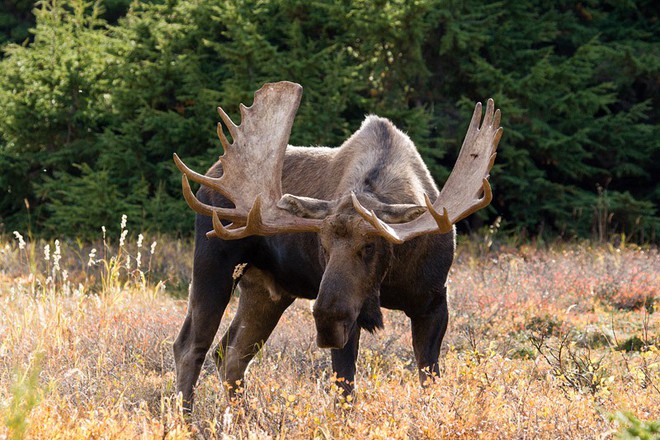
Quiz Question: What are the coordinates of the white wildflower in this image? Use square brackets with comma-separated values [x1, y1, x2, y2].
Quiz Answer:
[150, 241, 157, 255]
[137, 233, 144, 248]
[88, 248, 97, 267]
[53, 240, 61, 273]
[101, 225, 106, 240]
[62, 270, 68, 282]
[13, 231, 25, 250]
[125, 254, 131, 269]
[44, 244, 50, 261]
[119, 229, 128, 247]
[120, 214, 127, 230]
[136, 251, 142, 269]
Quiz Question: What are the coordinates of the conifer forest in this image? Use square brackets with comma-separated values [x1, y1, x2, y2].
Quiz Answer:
[0, 0, 658, 242]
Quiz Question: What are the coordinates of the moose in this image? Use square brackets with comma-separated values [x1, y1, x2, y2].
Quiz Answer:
[173, 81, 502, 411]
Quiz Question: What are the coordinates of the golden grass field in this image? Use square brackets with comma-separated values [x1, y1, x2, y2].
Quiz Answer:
[1, 227, 659, 439]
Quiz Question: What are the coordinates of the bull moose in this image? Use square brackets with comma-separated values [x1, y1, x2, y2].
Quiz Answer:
[172, 81, 502, 411]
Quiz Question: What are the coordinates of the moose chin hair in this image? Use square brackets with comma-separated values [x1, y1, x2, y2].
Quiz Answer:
[356, 295, 384, 333]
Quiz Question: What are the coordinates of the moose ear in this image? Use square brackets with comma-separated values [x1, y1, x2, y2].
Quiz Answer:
[278, 194, 332, 219]
[376, 204, 427, 224]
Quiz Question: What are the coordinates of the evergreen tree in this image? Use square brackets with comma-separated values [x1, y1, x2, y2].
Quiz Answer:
[418, 0, 659, 240]
[0, 0, 121, 235]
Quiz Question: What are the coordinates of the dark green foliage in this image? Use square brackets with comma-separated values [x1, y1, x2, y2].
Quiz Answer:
[0, 0, 657, 241]
[615, 336, 645, 353]
[0, 0, 121, 234]
[39, 163, 148, 239]
[0, 0, 130, 47]
[436, 0, 659, 240]
[0, 0, 34, 46]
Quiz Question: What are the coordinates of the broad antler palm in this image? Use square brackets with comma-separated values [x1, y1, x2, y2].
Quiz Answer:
[173, 82, 322, 239]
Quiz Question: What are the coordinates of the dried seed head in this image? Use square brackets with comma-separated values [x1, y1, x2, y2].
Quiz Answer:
[232, 263, 248, 280]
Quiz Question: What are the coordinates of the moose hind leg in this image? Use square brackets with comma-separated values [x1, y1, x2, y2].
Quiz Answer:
[331, 326, 361, 398]
[215, 269, 294, 396]
[409, 291, 448, 385]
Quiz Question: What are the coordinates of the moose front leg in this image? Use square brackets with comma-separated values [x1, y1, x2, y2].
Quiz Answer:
[330, 326, 361, 398]
[173, 276, 232, 412]
[173, 227, 243, 412]
[214, 269, 294, 397]
[409, 291, 449, 385]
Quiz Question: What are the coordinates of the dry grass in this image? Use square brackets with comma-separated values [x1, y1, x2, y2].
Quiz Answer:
[1, 228, 658, 439]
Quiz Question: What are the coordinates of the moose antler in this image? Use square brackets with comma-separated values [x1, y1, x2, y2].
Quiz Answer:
[173, 81, 323, 239]
[351, 99, 502, 244]
[175, 82, 501, 244]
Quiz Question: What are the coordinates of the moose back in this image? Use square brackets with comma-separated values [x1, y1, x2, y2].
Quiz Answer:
[173, 82, 502, 411]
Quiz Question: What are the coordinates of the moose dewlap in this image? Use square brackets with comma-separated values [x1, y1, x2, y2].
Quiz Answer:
[173, 81, 502, 411]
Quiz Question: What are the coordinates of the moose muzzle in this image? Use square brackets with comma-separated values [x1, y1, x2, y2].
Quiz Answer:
[314, 318, 353, 349]
[313, 274, 359, 349]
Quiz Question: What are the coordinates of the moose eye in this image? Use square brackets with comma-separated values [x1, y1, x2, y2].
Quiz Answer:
[361, 244, 375, 261]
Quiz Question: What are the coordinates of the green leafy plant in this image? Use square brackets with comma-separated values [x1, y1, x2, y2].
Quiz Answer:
[612, 412, 660, 440]
[4, 354, 43, 440]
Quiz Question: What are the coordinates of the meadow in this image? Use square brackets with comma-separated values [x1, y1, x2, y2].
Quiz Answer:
[1, 225, 658, 439]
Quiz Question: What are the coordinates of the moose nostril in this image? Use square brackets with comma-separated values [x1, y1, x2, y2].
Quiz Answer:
[315, 319, 351, 349]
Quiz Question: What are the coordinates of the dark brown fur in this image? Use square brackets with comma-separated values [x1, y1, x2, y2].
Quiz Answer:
[173, 116, 454, 410]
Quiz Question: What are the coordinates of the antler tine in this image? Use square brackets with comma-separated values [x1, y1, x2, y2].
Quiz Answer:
[208, 194, 267, 240]
[467, 101, 483, 137]
[217, 106, 239, 145]
[476, 178, 493, 208]
[180, 174, 246, 222]
[217, 122, 230, 152]
[488, 151, 498, 170]
[350, 193, 404, 244]
[180, 175, 214, 217]
[423, 193, 452, 233]
[173, 153, 235, 202]
[493, 107, 501, 132]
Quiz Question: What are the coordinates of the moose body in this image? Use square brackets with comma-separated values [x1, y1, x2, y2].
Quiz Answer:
[173, 82, 502, 411]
